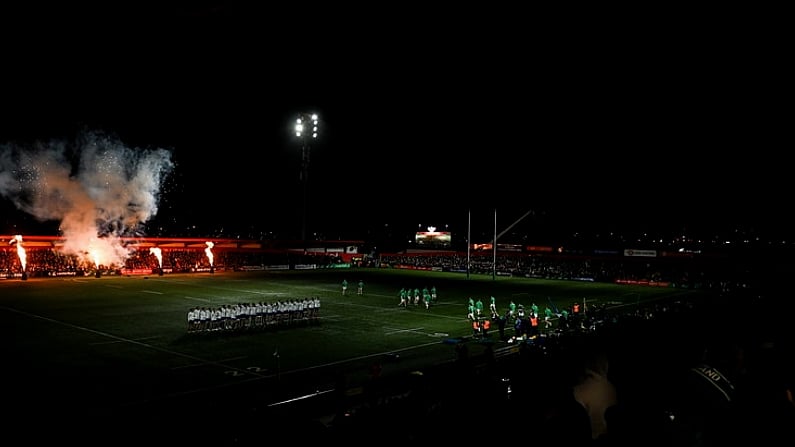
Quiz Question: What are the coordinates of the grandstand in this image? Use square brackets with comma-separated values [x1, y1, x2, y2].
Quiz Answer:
[1, 235, 366, 277]
[2, 233, 760, 299]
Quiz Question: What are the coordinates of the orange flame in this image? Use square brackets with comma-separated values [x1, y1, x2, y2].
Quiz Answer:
[13, 235, 27, 272]
[149, 247, 163, 268]
[205, 241, 214, 266]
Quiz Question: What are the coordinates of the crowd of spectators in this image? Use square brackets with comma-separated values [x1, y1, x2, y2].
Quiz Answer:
[0, 247, 346, 277]
[2, 246, 756, 298]
[379, 252, 753, 293]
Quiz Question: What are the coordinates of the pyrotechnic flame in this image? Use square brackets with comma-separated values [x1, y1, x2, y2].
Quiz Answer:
[205, 241, 214, 267]
[90, 246, 101, 269]
[149, 247, 163, 268]
[13, 235, 27, 271]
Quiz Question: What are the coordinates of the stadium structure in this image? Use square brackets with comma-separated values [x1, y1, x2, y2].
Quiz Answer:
[1, 235, 365, 278]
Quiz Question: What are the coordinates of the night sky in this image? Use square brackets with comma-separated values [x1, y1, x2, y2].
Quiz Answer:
[1, 8, 790, 244]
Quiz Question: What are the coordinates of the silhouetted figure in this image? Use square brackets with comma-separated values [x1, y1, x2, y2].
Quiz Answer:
[496, 311, 508, 340]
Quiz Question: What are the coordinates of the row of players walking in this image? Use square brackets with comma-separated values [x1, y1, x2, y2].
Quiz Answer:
[186, 298, 321, 333]
[398, 286, 438, 309]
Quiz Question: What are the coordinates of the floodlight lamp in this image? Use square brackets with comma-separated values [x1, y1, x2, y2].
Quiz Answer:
[294, 113, 318, 139]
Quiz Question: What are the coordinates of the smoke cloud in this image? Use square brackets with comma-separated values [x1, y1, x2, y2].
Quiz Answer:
[0, 129, 174, 267]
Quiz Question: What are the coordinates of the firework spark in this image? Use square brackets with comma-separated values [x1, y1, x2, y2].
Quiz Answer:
[0, 129, 174, 268]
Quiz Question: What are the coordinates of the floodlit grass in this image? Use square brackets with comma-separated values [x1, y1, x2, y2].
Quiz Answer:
[1, 268, 706, 443]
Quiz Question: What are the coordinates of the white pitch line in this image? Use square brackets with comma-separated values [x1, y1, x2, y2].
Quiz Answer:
[91, 335, 162, 345]
[173, 355, 249, 370]
[384, 327, 425, 335]
[131, 339, 450, 406]
[238, 290, 284, 296]
[183, 296, 212, 303]
[142, 290, 164, 295]
[148, 277, 286, 296]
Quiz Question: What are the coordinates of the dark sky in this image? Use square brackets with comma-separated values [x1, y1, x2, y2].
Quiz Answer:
[1, 9, 790, 243]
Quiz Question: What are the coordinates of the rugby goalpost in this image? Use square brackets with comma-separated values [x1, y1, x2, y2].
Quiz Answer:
[467, 208, 534, 280]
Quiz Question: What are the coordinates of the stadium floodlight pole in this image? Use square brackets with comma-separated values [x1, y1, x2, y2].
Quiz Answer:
[493, 208, 497, 281]
[294, 113, 319, 242]
[467, 209, 471, 280]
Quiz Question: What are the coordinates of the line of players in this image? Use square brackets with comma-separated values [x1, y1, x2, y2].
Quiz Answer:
[398, 286, 438, 309]
[468, 297, 584, 339]
[186, 297, 321, 333]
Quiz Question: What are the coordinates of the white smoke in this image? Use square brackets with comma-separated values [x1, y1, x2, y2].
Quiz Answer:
[0, 129, 174, 267]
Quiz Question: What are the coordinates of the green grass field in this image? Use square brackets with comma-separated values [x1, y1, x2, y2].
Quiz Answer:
[1, 268, 707, 444]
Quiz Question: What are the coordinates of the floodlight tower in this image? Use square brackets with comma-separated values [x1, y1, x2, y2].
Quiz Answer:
[294, 113, 319, 242]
